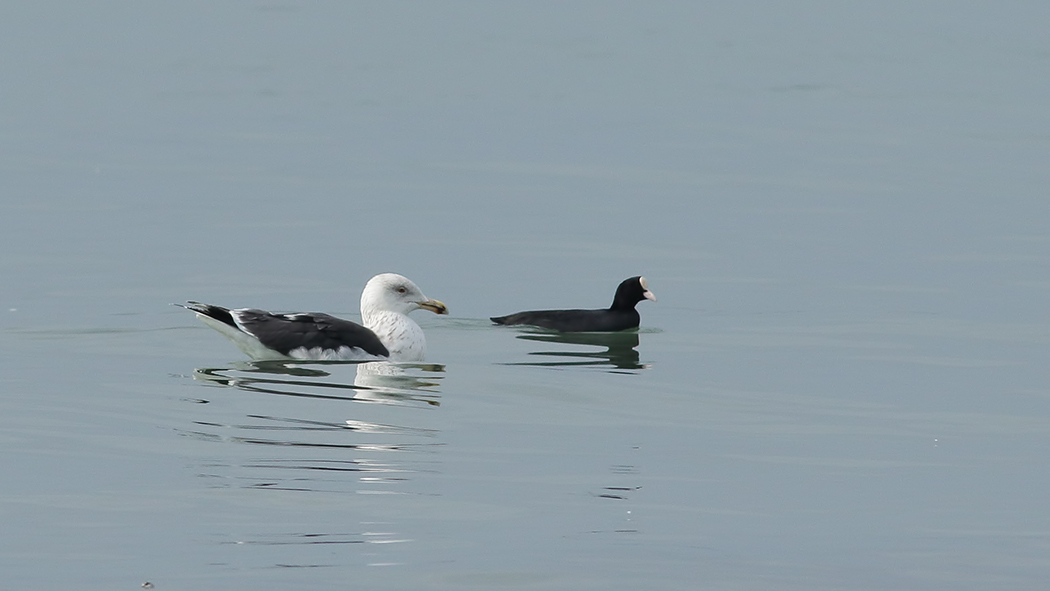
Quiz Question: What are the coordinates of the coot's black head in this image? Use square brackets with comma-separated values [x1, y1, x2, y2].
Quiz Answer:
[610, 276, 657, 310]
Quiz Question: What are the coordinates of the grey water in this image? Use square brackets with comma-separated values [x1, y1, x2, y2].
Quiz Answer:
[2, 2, 1050, 589]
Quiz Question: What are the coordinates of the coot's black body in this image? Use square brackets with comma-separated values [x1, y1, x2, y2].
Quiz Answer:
[490, 276, 656, 332]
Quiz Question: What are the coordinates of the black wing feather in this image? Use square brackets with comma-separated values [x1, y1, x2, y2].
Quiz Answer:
[236, 310, 389, 357]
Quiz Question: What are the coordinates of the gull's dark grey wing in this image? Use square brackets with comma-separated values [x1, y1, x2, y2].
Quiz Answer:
[233, 310, 390, 357]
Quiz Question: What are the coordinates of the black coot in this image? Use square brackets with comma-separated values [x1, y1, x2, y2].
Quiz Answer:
[491, 276, 656, 332]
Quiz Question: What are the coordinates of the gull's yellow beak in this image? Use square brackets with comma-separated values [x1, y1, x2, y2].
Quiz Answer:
[419, 298, 449, 315]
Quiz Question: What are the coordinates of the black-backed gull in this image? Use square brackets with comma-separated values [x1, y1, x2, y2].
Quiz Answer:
[177, 273, 447, 361]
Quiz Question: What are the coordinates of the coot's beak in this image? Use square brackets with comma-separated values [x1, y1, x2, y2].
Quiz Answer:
[638, 276, 657, 302]
[419, 298, 449, 315]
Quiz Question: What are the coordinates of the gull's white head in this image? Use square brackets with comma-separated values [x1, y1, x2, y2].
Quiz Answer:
[360, 273, 449, 318]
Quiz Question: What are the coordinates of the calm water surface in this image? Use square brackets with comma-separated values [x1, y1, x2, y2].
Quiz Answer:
[2, 2, 1050, 590]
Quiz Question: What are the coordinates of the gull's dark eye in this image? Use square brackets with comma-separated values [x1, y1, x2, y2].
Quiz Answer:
[397, 286, 407, 294]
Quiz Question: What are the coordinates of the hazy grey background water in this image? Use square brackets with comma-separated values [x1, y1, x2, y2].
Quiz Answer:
[2, 2, 1050, 589]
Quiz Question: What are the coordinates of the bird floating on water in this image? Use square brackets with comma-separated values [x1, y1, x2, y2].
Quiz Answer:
[176, 273, 447, 361]
[490, 276, 656, 332]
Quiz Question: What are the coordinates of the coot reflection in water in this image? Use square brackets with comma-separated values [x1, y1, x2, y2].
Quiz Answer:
[502, 330, 648, 372]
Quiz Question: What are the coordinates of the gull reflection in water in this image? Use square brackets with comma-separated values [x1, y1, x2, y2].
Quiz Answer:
[503, 330, 649, 372]
[192, 359, 444, 407]
[180, 359, 446, 567]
